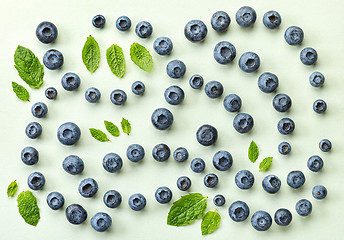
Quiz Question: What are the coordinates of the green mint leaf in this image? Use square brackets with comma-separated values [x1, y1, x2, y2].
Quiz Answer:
[89, 128, 110, 142]
[82, 35, 100, 73]
[167, 193, 207, 226]
[130, 43, 153, 72]
[259, 157, 273, 171]
[201, 210, 221, 236]
[17, 190, 40, 226]
[248, 140, 259, 163]
[12, 82, 30, 101]
[104, 120, 120, 137]
[7, 180, 18, 197]
[121, 118, 131, 135]
[14, 45, 44, 89]
[106, 44, 125, 78]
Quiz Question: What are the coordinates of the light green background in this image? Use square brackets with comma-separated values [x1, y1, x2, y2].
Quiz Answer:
[0, 0, 343, 239]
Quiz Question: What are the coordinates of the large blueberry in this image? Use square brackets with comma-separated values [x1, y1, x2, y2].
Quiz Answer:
[57, 122, 81, 145]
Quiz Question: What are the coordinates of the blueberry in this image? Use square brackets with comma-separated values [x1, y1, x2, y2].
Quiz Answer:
[196, 124, 218, 146]
[236, 6, 257, 27]
[273, 93, 292, 112]
[153, 37, 173, 55]
[131, 81, 145, 95]
[251, 211, 272, 231]
[135, 21, 153, 38]
[274, 208, 292, 226]
[57, 122, 81, 145]
[155, 186, 173, 204]
[228, 201, 250, 222]
[190, 158, 206, 173]
[223, 94, 241, 112]
[189, 74, 204, 89]
[258, 72, 279, 93]
[128, 193, 146, 211]
[300, 47, 318, 65]
[28, 172, 45, 190]
[45, 87, 58, 100]
[309, 72, 325, 87]
[85, 87, 101, 103]
[307, 155, 324, 172]
[278, 142, 291, 155]
[78, 178, 98, 198]
[65, 204, 87, 225]
[263, 10, 281, 29]
[46, 192, 64, 210]
[36, 21, 58, 44]
[184, 20, 207, 42]
[166, 60, 186, 79]
[31, 102, 48, 118]
[295, 199, 312, 216]
[213, 41, 236, 65]
[151, 108, 174, 130]
[213, 194, 226, 207]
[319, 139, 332, 152]
[63, 155, 84, 175]
[313, 99, 327, 114]
[116, 16, 131, 31]
[61, 72, 81, 91]
[205, 81, 224, 98]
[235, 170, 254, 189]
[173, 147, 189, 162]
[233, 113, 254, 133]
[164, 85, 185, 105]
[103, 153, 123, 173]
[110, 89, 127, 105]
[238, 52, 260, 73]
[177, 176, 191, 191]
[312, 185, 327, 200]
[91, 212, 112, 232]
[21, 146, 39, 165]
[152, 143, 170, 162]
[284, 26, 304, 45]
[211, 11, 231, 32]
[213, 150, 233, 171]
[204, 173, 218, 188]
[287, 170, 305, 189]
[43, 49, 63, 70]
[262, 175, 281, 194]
[277, 118, 295, 135]
[103, 190, 122, 208]
[92, 15, 106, 28]
[126, 144, 145, 162]
[25, 122, 42, 139]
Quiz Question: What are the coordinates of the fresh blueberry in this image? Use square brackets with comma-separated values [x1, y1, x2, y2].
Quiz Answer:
[263, 10, 281, 29]
[31, 102, 48, 118]
[274, 208, 292, 226]
[90, 212, 111, 232]
[155, 186, 173, 204]
[65, 204, 87, 225]
[190, 158, 206, 173]
[151, 108, 174, 130]
[213, 194, 226, 207]
[233, 113, 254, 133]
[213, 41, 236, 65]
[319, 139, 332, 152]
[45, 87, 58, 100]
[251, 210, 272, 231]
[153, 37, 173, 55]
[173, 147, 189, 162]
[300, 47, 318, 65]
[85, 87, 101, 103]
[103, 153, 123, 173]
[28, 172, 45, 190]
[164, 85, 185, 105]
[152, 143, 170, 162]
[189, 74, 204, 89]
[21, 146, 39, 165]
[46, 192, 64, 210]
[287, 170, 305, 189]
[25, 122, 42, 139]
[204, 173, 218, 188]
[258, 72, 279, 93]
[205, 81, 223, 98]
[126, 144, 145, 162]
[36, 21, 58, 44]
[196, 124, 218, 146]
[228, 201, 250, 222]
[273, 93, 292, 112]
[110, 89, 127, 105]
[166, 60, 186, 79]
[213, 150, 233, 171]
[177, 176, 191, 191]
[92, 15, 106, 28]
[235, 170, 254, 189]
[128, 193, 146, 211]
[262, 175, 281, 194]
[236, 6, 257, 27]
[312, 185, 327, 200]
[211, 11, 231, 32]
[295, 199, 312, 216]
[103, 190, 122, 208]
[63, 155, 84, 175]
[313, 99, 327, 114]
[116, 16, 131, 31]
[135, 21, 153, 38]
[223, 94, 241, 112]
[307, 155, 324, 172]
[238, 52, 260, 73]
[57, 122, 81, 145]
[277, 118, 295, 135]
[61, 72, 81, 91]
[131, 81, 145, 95]
[278, 142, 291, 155]
[284, 26, 304, 45]
[43, 49, 63, 70]
[184, 20, 207, 42]
[309, 72, 325, 87]
[78, 178, 98, 198]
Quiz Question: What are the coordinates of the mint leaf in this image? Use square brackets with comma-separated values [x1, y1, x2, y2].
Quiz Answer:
[17, 191, 40, 226]
[248, 140, 259, 163]
[7, 180, 18, 197]
[121, 118, 131, 135]
[14, 45, 44, 89]
[201, 210, 221, 235]
[104, 120, 120, 137]
[89, 128, 110, 142]
[82, 35, 100, 73]
[106, 44, 125, 78]
[167, 193, 207, 226]
[130, 43, 153, 72]
[12, 82, 30, 101]
[259, 157, 273, 171]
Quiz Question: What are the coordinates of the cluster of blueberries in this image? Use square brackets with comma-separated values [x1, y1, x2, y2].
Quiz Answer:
[20, 6, 331, 232]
